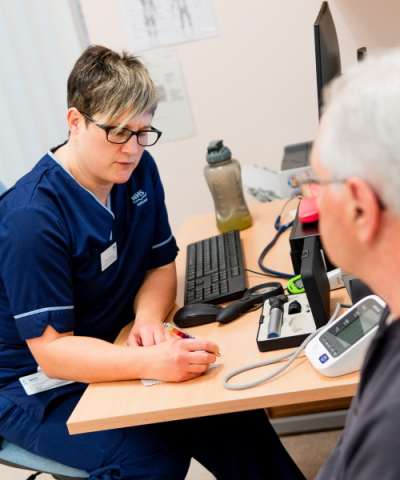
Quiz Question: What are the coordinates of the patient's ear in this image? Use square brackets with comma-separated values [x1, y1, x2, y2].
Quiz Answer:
[346, 177, 381, 243]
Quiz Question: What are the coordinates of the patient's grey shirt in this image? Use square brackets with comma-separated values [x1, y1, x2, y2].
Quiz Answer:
[316, 309, 400, 480]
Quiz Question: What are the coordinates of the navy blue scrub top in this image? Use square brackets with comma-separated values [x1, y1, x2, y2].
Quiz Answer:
[0, 146, 178, 422]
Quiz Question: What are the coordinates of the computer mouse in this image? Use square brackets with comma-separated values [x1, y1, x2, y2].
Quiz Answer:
[173, 303, 223, 328]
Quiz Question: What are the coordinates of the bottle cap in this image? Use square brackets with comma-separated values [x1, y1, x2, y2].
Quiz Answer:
[206, 140, 232, 164]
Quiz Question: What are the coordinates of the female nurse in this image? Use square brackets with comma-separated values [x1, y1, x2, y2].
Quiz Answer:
[0, 45, 305, 480]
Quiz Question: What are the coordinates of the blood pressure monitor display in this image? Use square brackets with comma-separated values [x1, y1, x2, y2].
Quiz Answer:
[319, 298, 383, 357]
[335, 309, 380, 348]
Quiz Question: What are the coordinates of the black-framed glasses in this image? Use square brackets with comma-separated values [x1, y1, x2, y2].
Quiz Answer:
[81, 112, 162, 146]
[295, 172, 386, 210]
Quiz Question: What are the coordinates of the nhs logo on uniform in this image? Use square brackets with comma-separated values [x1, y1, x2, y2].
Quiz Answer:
[131, 190, 148, 207]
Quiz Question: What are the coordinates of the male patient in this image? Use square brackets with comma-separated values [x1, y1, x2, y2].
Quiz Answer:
[312, 49, 400, 479]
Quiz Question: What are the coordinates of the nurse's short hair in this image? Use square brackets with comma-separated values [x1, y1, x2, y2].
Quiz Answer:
[67, 45, 157, 126]
[319, 48, 400, 217]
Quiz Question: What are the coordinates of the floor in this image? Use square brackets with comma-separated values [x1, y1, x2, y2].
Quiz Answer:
[0, 429, 342, 480]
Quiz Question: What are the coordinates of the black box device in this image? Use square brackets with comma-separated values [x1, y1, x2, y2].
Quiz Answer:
[257, 235, 331, 352]
[300, 235, 330, 328]
[289, 207, 335, 275]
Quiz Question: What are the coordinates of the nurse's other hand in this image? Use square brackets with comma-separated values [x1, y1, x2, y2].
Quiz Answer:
[127, 322, 171, 347]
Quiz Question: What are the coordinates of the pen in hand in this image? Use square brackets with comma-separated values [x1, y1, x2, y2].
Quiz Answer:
[163, 323, 221, 357]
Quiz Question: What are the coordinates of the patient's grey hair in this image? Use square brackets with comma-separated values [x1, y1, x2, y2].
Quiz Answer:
[67, 45, 157, 127]
[319, 48, 400, 216]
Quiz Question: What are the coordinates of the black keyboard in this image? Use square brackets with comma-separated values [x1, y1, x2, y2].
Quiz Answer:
[184, 230, 247, 305]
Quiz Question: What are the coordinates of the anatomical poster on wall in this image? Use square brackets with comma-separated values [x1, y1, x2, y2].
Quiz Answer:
[142, 48, 195, 142]
[117, 0, 218, 51]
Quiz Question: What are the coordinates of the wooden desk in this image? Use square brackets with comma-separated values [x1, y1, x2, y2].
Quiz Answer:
[67, 201, 358, 435]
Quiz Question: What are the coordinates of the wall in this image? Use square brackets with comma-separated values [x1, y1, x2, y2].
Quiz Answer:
[0, 0, 84, 187]
[80, 1, 400, 232]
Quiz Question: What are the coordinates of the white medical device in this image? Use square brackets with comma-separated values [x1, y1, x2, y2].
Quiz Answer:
[305, 295, 386, 377]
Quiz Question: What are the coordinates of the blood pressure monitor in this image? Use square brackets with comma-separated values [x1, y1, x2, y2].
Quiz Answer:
[306, 295, 386, 377]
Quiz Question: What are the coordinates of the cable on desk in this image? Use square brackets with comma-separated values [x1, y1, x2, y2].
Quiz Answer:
[258, 197, 300, 279]
[222, 303, 352, 390]
[246, 268, 275, 277]
[245, 268, 287, 280]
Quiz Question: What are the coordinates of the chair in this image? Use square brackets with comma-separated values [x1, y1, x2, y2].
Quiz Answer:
[0, 438, 89, 479]
[0, 179, 89, 478]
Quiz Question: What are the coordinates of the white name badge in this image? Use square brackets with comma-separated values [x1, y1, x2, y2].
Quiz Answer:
[101, 242, 117, 271]
[19, 370, 74, 396]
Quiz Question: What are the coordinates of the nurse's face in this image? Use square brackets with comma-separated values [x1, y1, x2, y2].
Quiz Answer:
[75, 109, 153, 186]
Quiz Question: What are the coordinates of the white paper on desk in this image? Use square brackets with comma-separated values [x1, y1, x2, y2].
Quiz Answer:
[141, 361, 218, 386]
[242, 164, 315, 201]
[242, 165, 282, 199]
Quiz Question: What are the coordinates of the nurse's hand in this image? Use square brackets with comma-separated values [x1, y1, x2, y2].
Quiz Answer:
[142, 336, 219, 382]
[127, 320, 171, 347]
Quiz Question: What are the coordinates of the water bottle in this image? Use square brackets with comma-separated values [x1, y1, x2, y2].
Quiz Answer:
[204, 140, 252, 233]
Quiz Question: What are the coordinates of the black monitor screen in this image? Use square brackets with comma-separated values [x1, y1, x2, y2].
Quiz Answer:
[314, 2, 341, 117]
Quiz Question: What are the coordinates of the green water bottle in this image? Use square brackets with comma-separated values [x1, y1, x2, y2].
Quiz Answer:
[204, 140, 253, 233]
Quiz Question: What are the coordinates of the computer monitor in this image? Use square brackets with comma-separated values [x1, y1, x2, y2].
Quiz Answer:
[314, 2, 342, 117]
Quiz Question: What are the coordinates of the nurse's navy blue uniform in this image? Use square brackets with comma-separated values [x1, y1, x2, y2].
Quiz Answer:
[0, 146, 177, 422]
[0, 146, 305, 480]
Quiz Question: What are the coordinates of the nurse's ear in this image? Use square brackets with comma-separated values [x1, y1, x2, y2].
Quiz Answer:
[66, 108, 84, 139]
